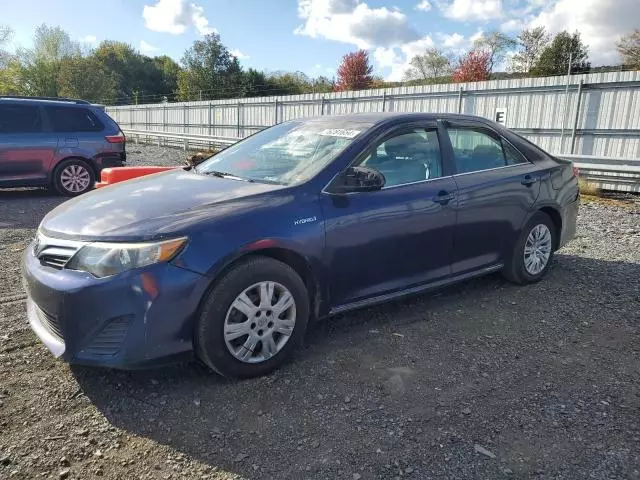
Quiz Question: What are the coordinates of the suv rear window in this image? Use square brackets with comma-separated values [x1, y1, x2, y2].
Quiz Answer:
[0, 104, 44, 133]
[45, 106, 104, 133]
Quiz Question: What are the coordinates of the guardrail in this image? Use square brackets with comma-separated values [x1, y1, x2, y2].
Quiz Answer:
[558, 155, 640, 193]
[123, 129, 640, 193]
[123, 129, 238, 150]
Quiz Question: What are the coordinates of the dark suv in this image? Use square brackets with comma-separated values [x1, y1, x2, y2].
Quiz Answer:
[0, 96, 126, 196]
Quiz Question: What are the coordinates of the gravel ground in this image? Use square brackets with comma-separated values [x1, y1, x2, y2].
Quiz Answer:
[1, 145, 639, 480]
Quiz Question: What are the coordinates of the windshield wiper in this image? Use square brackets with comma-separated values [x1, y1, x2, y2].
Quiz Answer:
[197, 170, 251, 182]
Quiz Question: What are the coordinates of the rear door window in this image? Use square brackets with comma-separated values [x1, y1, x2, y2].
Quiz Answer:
[44, 107, 104, 133]
[446, 126, 529, 174]
[0, 104, 44, 134]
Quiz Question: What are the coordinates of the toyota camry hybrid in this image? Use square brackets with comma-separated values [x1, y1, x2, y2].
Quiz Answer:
[22, 113, 579, 378]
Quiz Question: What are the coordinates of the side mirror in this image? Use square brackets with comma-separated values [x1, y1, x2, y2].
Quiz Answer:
[329, 166, 385, 194]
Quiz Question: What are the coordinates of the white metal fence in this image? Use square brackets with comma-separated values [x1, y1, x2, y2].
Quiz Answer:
[108, 71, 640, 161]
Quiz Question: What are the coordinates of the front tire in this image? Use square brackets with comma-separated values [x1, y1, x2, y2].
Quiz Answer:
[196, 256, 310, 379]
[503, 211, 557, 285]
[53, 159, 95, 196]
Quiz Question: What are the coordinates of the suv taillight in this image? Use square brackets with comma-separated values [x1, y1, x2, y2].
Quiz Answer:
[106, 132, 126, 144]
[572, 164, 579, 177]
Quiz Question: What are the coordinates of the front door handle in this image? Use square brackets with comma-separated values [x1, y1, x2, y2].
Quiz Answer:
[521, 174, 539, 186]
[433, 190, 455, 205]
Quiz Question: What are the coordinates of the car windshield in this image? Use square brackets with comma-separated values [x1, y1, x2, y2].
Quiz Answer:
[195, 119, 373, 185]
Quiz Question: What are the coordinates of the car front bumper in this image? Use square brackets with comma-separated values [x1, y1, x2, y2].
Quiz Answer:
[22, 242, 209, 369]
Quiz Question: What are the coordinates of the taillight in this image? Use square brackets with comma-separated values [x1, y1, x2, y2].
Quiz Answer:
[105, 132, 126, 144]
[572, 164, 579, 177]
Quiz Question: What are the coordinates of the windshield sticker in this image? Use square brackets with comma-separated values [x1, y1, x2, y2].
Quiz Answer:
[318, 129, 361, 138]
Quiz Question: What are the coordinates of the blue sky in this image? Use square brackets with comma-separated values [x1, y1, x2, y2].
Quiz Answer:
[2, 0, 635, 81]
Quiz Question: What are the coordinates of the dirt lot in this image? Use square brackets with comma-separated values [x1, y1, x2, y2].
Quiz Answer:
[1, 146, 639, 480]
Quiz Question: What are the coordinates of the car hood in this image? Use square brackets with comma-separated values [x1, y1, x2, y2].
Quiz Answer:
[40, 168, 285, 240]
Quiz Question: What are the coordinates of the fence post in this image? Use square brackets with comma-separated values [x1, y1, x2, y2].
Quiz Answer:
[237, 102, 241, 138]
[570, 80, 584, 155]
[382, 91, 386, 112]
[274, 99, 278, 125]
[163, 103, 167, 147]
[320, 97, 325, 115]
[145, 107, 149, 144]
[559, 53, 573, 153]
[208, 102, 213, 150]
[457, 87, 464, 114]
[183, 104, 188, 151]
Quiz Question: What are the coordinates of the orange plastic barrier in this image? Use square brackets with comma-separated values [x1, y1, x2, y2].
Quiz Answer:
[95, 166, 179, 188]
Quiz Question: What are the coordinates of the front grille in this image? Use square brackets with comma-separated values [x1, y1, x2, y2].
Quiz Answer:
[81, 316, 134, 357]
[36, 306, 63, 339]
[38, 246, 77, 269]
[33, 233, 82, 270]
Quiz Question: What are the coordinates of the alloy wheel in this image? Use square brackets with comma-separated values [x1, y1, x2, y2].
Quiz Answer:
[524, 223, 552, 275]
[223, 281, 296, 363]
[60, 164, 91, 193]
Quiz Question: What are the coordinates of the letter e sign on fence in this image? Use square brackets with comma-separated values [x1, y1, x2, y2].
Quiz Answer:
[495, 108, 507, 126]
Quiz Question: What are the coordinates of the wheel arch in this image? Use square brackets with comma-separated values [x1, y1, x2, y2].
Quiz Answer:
[538, 206, 562, 250]
[52, 155, 98, 181]
[197, 247, 323, 324]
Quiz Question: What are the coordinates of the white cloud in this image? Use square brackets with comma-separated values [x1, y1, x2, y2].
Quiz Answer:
[415, 0, 432, 11]
[441, 0, 503, 21]
[143, 0, 215, 36]
[374, 35, 437, 81]
[80, 35, 97, 45]
[469, 29, 485, 44]
[314, 63, 323, 68]
[439, 32, 465, 49]
[295, 0, 420, 49]
[528, 0, 637, 65]
[140, 40, 159, 53]
[500, 19, 522, 32]
[230, 48, 250, 60]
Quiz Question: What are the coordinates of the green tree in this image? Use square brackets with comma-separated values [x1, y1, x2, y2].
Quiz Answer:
[177, 33, 243, 101]
[152, 55, 181, 96]
[531, 31, 590, 76]
[17, 24, 81, 96]
[617, 29, 640, 68]
[403, 48, 453, 81]
[92, 41, 145, 103]
[509, 27, 551, 73]
[474, 31, 517, 73]
[0, 25, 13, 68]
[57, 56, 117, 103]
[0, 58, 23, 94]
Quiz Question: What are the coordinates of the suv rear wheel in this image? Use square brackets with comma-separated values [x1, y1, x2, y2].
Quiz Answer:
[53, 159, 95, 196]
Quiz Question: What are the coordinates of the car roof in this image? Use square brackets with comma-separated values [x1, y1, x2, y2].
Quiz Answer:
[0, 96, 91, 106]
[297, 112, 498, 127]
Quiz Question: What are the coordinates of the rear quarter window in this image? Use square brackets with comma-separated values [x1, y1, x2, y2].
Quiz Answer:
[0, 104, 44, 133]
[45, 106, 104, 133]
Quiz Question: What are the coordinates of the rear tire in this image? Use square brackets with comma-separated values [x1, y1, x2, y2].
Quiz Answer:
[53, 158, 95, 196]
[196, 256, 309, 379]
[503, 211, 557, 285]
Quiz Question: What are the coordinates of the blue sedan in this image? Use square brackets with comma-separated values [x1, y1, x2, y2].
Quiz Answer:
[22, 113, 579, 378]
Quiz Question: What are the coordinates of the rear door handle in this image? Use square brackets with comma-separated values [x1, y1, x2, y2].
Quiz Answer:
[433, 190, 455, 205]
[521, 174, 539, 186]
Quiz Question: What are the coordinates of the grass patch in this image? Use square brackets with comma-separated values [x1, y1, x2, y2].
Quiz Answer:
[578, 178, 601, 197]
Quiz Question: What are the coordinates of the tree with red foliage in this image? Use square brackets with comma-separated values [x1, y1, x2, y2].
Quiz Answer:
[452, 50, 491, 83]
[335, 50, 373, 92]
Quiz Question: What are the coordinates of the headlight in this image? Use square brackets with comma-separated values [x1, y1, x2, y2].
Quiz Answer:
[66, 237, 187, 278]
